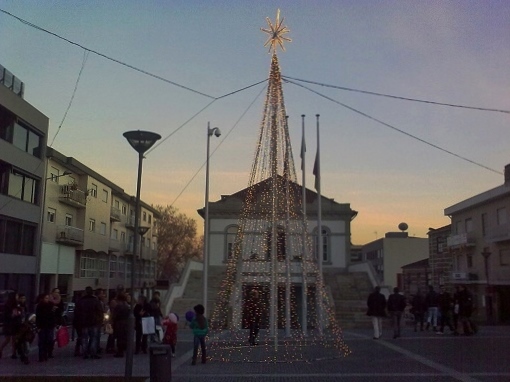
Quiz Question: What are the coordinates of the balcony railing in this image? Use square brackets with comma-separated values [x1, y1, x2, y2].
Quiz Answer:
[59, 185, 87, 208]
[56, 225, 84, 246]
[446, 232, 476, 249]
[484, 223, 510, 243]
[110, 207, 121, 222]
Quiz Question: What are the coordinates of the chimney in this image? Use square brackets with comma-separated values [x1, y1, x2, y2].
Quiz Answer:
[505, 164, 510, 185]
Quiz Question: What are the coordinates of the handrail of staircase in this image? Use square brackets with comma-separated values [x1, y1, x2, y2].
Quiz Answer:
[160, 259, 203, 316]
[347, 261, 391, 297]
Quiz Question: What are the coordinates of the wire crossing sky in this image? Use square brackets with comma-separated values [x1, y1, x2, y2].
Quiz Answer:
[1, 2, 509, 243]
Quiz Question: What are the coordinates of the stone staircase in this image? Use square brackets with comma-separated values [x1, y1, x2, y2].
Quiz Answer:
[169, 265, 373, 330]
[169, 266, 225, 328]
[323, 270, 373, 329]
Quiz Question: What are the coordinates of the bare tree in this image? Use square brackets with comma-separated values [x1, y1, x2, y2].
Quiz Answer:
[154, 205, 203, 282]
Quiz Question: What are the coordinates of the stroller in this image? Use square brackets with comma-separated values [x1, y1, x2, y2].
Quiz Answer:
[15, 314, 37, 364]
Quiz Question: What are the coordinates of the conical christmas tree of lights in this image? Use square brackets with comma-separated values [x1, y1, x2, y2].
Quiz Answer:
[208, 10, 349, 362]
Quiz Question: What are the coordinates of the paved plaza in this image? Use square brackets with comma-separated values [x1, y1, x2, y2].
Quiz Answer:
[0, 326, 509, 381]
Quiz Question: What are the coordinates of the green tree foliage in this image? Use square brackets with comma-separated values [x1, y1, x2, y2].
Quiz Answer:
[154, 205, 203, 282]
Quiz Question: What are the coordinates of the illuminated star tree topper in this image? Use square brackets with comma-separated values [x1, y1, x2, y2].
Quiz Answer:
[261, 9, 292, 53]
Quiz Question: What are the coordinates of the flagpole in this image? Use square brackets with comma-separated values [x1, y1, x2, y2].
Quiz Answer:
[300, 114, 308, 336]
[284, 115, 291, 338]
[315, 114, 323, 335]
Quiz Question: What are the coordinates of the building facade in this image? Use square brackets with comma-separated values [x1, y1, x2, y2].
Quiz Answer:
[0, 65, 47, 305]
[198, 180, 357, 328]
[427, 225, 452, 288]
[40, 148, 160, 301]
[361, 231, 429, 290]
[444, 165, 510, 324]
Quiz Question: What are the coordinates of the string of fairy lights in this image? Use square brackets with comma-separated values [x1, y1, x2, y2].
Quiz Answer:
[208, 46, 350, 362]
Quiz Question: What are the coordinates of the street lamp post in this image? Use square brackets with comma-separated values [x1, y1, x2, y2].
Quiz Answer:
[203, 122, 221, 315]
[123, 130, 161, 378]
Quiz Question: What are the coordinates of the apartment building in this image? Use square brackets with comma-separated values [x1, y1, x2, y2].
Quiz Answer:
[0, 65, 48, 304]
[41, 148, 160, 301]
[361, 229, 429, 290]
[444, 165, 510, 323]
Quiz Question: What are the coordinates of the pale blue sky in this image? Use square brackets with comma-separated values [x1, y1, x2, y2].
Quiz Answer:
[1, 1, 509, 243]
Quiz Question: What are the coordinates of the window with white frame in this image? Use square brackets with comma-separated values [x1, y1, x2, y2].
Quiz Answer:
[65, 213, 72, 226]
[102, 189, 108, 203]
[126, 257, 132, 279]
[225, 225, 238, 261]
[143, 211, 147, 222]
[112, 229, 118, 240]
[89, 219, 95, 232]
[109, 255, 117, 278]
[313, 226, 330, 262]
[90, 183, 98, 198]
[98, 257, 107, 277]
[80, 254, 97, 278]
[49, 167, 59, 182]
[115, 200, 120, 209]
[148, 215, 152, 224]
[47, 208, 56, 223]
[120, 231, 126, 242]
[497, 207, 507, 225]
[118, 256, 125, 278]
[100, 222, 107, 235]
[122, 204, 127, 215]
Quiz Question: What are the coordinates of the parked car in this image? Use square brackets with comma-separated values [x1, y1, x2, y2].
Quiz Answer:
[62, 302, 75, 326]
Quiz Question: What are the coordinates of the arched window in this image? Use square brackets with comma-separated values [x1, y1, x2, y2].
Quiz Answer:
[313, 226, 330, 263]
[225, 225, 238, 261]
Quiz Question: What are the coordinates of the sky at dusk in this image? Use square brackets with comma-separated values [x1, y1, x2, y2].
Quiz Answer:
[1, 1, 509, 244]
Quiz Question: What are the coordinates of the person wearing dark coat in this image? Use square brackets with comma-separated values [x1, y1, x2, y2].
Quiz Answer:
[35, 294, 57, 362]
[387, 287, 407, 339]
[366, 286, 387, 339]
[74, 286, 104, 359]
[425, 285, 439, 331]
[438, 285, 454, 334]
[112, 292, 131, 358]
[134, 295, 151, 354]
[411, 289, 427, 332]
[246, 289, 261, 346]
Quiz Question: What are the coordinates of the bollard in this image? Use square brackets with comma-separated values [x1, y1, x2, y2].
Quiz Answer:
[149, 343, 172, 382]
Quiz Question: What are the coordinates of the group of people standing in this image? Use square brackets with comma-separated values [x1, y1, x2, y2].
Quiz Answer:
[367, 284, 476, 339]
[0, 288, 64, 364]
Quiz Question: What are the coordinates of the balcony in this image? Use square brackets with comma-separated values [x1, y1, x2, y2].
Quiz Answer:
[484, 223, 510, 243]
[109, 238, 120, 252]
[59, 185, 87, 208]
[125, 216, 136, 230]
[447, 232, 476, 249]
[56, 225, 84, 246]
[110, 207, 121, 222]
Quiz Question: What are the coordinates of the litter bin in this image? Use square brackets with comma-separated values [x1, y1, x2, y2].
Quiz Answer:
[149, 344, 172, 382]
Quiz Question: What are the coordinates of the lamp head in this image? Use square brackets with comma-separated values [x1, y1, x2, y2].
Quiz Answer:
[123, 130, 162, 154]
[214, 128, 221, 137]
